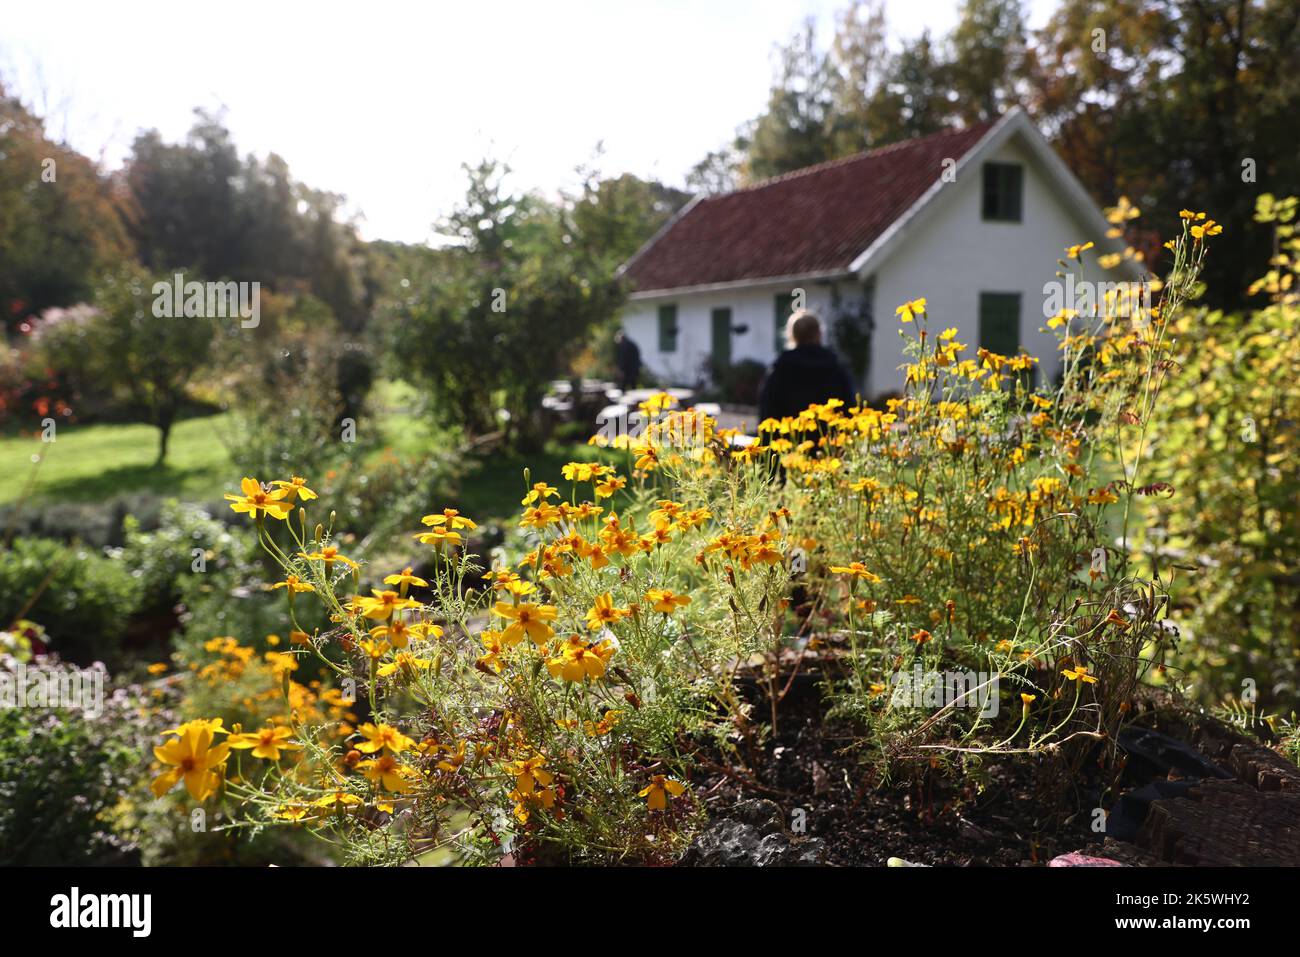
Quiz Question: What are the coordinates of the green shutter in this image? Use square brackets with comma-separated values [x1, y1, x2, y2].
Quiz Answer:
[711, 307, 732, 369]
[978, 292, 1021, 357]
[982, 163, 1023, 222]
[657, 304, 678, 352]
[774, 293, 795, 352]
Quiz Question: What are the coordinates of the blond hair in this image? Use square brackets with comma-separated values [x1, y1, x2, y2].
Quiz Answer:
[785, 308, 823, 349]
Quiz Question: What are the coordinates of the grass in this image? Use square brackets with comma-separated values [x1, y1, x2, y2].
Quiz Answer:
[0, 414, 236, 505]
[0, 379, 610, 527]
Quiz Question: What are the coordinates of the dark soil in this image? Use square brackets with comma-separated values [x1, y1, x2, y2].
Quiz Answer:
[691, 668, 1097, 865]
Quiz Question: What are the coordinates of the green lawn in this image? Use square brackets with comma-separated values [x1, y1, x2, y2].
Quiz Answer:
[0, 414, 235, 505]
[0, 378, 608, 526]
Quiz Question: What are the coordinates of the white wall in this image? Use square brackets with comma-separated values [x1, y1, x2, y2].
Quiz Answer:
[621, 282, 848, 388]
[867, 138, 1111, 396]
[620, 135, 1120, 400]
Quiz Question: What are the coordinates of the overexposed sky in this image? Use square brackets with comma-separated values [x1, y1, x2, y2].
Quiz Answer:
[2, 0, 1054, 243]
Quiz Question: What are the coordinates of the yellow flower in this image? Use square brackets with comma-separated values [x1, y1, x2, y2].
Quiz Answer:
[150, 719, 231, 801]
[377, 651, 433, 678]
[546, 635, 614, 682]
[224, 477, 293, 521]
[506, 754, 553, 795]
[383, 566, 428, 589]
[585, 591, 631, 631]
[895, 298, 927, 323]
[644, 588, 691, 614]
[1061, 665, 1099, 684]
[1020, 693, 1036, 706]
[1064, 241, 1094, 260]
[313, 791, 364, 811]
[299, 545, 358, 570]
[228, 725, 300, 761]
[594, 474, 627, 498]
[521, 482, 559, 505]
[357, 754, 414, 793]
[269, 574, 313, 594]
[420, 508, 477, 530]
[638, 774, 686, 810]
[356, 589, 421, 620]
[271, 475, 317, 501]
[354, 722, 416, 755]
[829, 562, 881, 583]
[492, 601, 557, 646]
[368, 618, 440, 649]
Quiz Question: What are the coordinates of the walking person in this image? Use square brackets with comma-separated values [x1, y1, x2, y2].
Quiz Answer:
[758, 309, 856, 423]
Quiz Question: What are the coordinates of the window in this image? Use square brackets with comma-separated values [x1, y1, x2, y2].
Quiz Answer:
[982, 162, 1023, 222]
[774, 292, 795, 351]
[978, 292, 1021, 357]
[657, 304, 678, 352]
[979, 291, 1032, 385]
[711, 307, 732, 369]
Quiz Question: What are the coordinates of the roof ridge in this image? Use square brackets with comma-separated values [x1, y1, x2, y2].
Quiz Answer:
[716, 122, 992, 199]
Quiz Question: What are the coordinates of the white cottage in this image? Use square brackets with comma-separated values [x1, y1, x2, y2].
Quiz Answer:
[617, 109, 1140, 402]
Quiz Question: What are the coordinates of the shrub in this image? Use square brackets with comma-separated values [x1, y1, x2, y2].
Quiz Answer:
[0, 537, 144, 665]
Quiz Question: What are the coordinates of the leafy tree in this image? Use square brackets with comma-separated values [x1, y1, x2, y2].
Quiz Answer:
[33, 268, 218, 464]
[0, 81, 133, 335]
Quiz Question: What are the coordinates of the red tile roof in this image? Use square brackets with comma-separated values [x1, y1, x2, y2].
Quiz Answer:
[623, 123, 994, 294]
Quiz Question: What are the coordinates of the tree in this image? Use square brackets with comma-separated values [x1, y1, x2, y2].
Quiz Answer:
[387, 160, 625, 448]
[947, 0, 1029, 124]
[33, 268, 218, 465]
[0, 81, 133, 335]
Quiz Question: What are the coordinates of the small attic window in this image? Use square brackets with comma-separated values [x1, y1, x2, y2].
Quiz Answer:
[982, 162, 1023, 222]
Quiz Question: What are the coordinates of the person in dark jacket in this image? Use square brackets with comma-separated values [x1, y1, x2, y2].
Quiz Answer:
[613, 330, 641, 392]
[758, 309, 857, 423]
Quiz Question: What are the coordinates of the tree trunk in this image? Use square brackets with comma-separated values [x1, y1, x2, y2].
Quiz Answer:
[154, 409, 175, 468]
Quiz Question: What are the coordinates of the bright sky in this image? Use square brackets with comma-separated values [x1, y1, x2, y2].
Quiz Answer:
[3, 0, 1055, 244]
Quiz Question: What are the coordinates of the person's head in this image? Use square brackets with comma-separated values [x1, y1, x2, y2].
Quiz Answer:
[785, 308, 823, 349]
[614, 329, 626, 344]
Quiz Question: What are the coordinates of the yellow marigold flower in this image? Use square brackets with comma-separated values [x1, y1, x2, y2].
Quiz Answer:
[644, 588, 691, 614]
[269, 574, 313, 593]
[357, 754, 414, 793]
[271, 475, 317, 501]
[421, 508, 477, 530]
[521, 482, 559, 505]
[224, 476, 293, 521]
[151, 720, 231, 801]
[354, 722, 417, 755]
[585, 591, 630, 631]
[477, 630, 506, 673]
[1064, 241, 1094, 260]
[506, 754, 553, 795]
[357, 638, 390, 661]
[313, 791, 364, 810]
[146, 662, 168, 675]
[299, 545, 358, 570]
[546, 635, 613, 682]
[383, 566, 428, 589]
[368, 618, 440, 649]
[1021, 693, 1036, 706]
[274, 804, 312, 822]
[1104, 609, 1131, 630]
[895, 297, 927, 323]
[829, 561, 881, 582]
[638, 774, 687, 810]
[437, 740, 468, 774]
[492, 601, 557, 646]
[414, 526, 463, 547]
[562, 461, 609, 482]
[910, 629, 932, 645]
[228, 725, 300, 761]
[594, 474, 627, 498]
[356, 589, 421, 620]
[1061, 665, 1099, 684]
[377, 651, 432, 678]
[1087, 487, 1119, 505]
[1190, 219, 1223, 240]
